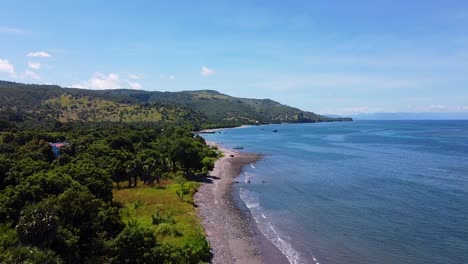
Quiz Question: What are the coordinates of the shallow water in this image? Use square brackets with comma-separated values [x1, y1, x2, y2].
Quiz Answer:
[202, 121, 468, 264]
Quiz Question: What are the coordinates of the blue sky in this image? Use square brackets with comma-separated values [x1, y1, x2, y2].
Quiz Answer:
[1, 0, 468, 115]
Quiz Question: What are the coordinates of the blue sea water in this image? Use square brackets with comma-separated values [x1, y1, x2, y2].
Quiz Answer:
[202, 121, 468, 264]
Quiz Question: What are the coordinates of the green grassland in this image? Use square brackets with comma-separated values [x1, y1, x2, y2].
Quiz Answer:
[113, 180, 205, 247]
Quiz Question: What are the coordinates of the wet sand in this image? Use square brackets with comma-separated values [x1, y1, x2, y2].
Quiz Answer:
[194, 142, 289, 264]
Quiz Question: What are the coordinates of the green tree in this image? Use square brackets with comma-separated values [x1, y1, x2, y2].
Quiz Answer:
[125, 160, 139, 188]
[0, 172, 73, 222]
[16, 199, 58, 249]
[113, 222, 160, 264]
[56, 160, 113, 202]
[109, 158, 126, 188]
[173, 139, 204, 175]
[0, 156, 12, 189]
[138, 150, 165, 184]
[0, 246, 64, 264]
[53, 187, 121, 263]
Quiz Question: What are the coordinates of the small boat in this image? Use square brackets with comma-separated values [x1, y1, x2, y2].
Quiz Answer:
[233, 146, 244, 150]
[273, 129, 278, 132]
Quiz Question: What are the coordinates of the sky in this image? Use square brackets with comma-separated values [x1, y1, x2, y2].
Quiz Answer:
[1, 0, 468, 115]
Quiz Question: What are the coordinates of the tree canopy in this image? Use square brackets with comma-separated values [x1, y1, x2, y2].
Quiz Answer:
[0, 122, 216, 263]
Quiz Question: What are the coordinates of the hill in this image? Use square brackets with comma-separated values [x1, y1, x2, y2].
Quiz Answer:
[0, 80, 351, 129]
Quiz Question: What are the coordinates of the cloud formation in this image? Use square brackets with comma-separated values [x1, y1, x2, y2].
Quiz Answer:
[0, 59, 42, 80]
[127, 80, 142, 90]
[73, 72, 141, 90]
[0, 59, 15, 76]
[201, 66, 215, 76]
[28, 61, 41, 70]
[27, 51, 51, 58]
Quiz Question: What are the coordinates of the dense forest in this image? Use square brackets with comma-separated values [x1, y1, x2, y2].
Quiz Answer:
[0, 121, 217, 263]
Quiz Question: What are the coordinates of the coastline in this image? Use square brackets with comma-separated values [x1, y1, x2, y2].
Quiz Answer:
[195, 125, 253, 134]
[194, 141, 289, 264]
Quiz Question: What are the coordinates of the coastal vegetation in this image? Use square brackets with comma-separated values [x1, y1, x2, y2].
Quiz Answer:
[0, 122, 216, 263]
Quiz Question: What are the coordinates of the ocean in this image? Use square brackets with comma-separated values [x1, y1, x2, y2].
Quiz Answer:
[201, 121, 468, 264]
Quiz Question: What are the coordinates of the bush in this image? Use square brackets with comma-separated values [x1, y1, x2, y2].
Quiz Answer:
[157, 238, 211, 264]
[133, 200, 143, 210]
[0, 246, 64, 264]
[155, 223, 181, 237]
[151, 209, 175, 225]
[113, 222, 160, 264]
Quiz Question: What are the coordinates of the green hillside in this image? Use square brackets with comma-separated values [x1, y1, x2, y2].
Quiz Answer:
[92, 89, 351, 126]
[0, 80, 351, 129]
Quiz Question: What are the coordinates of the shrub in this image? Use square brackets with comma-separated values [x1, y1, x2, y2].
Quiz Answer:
[155, 223, 181, 237]
[151, 209, 175, 225]
[0, 246, 64, 264]
[113, 222, 160, 264]
[157, 238, 211, 264]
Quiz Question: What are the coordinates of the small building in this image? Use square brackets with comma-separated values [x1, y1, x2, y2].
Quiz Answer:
[49, 142, 69, 157]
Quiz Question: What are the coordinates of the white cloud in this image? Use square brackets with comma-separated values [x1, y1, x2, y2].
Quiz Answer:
[1, 60, 42, 80]
[128, 73, 143, 80]
[28, 61, 41, 70]
[27, 51, 51, 58]
[201, 66, 215, 76]
[74, 73, 121, 89]
[73, 72, 141, 90]
[0, 59, 15, 76]
[23, 70, 40, 80]
[169, 75, 175, 80]
[127, 80, 142, 90]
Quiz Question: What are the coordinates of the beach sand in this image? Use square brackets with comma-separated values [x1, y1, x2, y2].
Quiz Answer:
[195, 142, 289, 264]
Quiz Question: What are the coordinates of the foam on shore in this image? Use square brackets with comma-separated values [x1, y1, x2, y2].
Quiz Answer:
[239, 187, 318, 264]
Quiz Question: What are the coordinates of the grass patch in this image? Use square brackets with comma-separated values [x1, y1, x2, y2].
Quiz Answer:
[113, 180, 204, 247]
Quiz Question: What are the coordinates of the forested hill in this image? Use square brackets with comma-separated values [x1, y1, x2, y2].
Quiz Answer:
[0, 80, 351, 129]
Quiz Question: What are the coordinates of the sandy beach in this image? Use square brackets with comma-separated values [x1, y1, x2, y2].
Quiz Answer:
[194, 142, 289, 264]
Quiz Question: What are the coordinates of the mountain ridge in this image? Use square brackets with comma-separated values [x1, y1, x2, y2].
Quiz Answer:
[0, 80, 351, 129]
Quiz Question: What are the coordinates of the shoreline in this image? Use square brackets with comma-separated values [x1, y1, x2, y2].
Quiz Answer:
[195, 125, 254, 134]
[194, 141, 289, 264]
